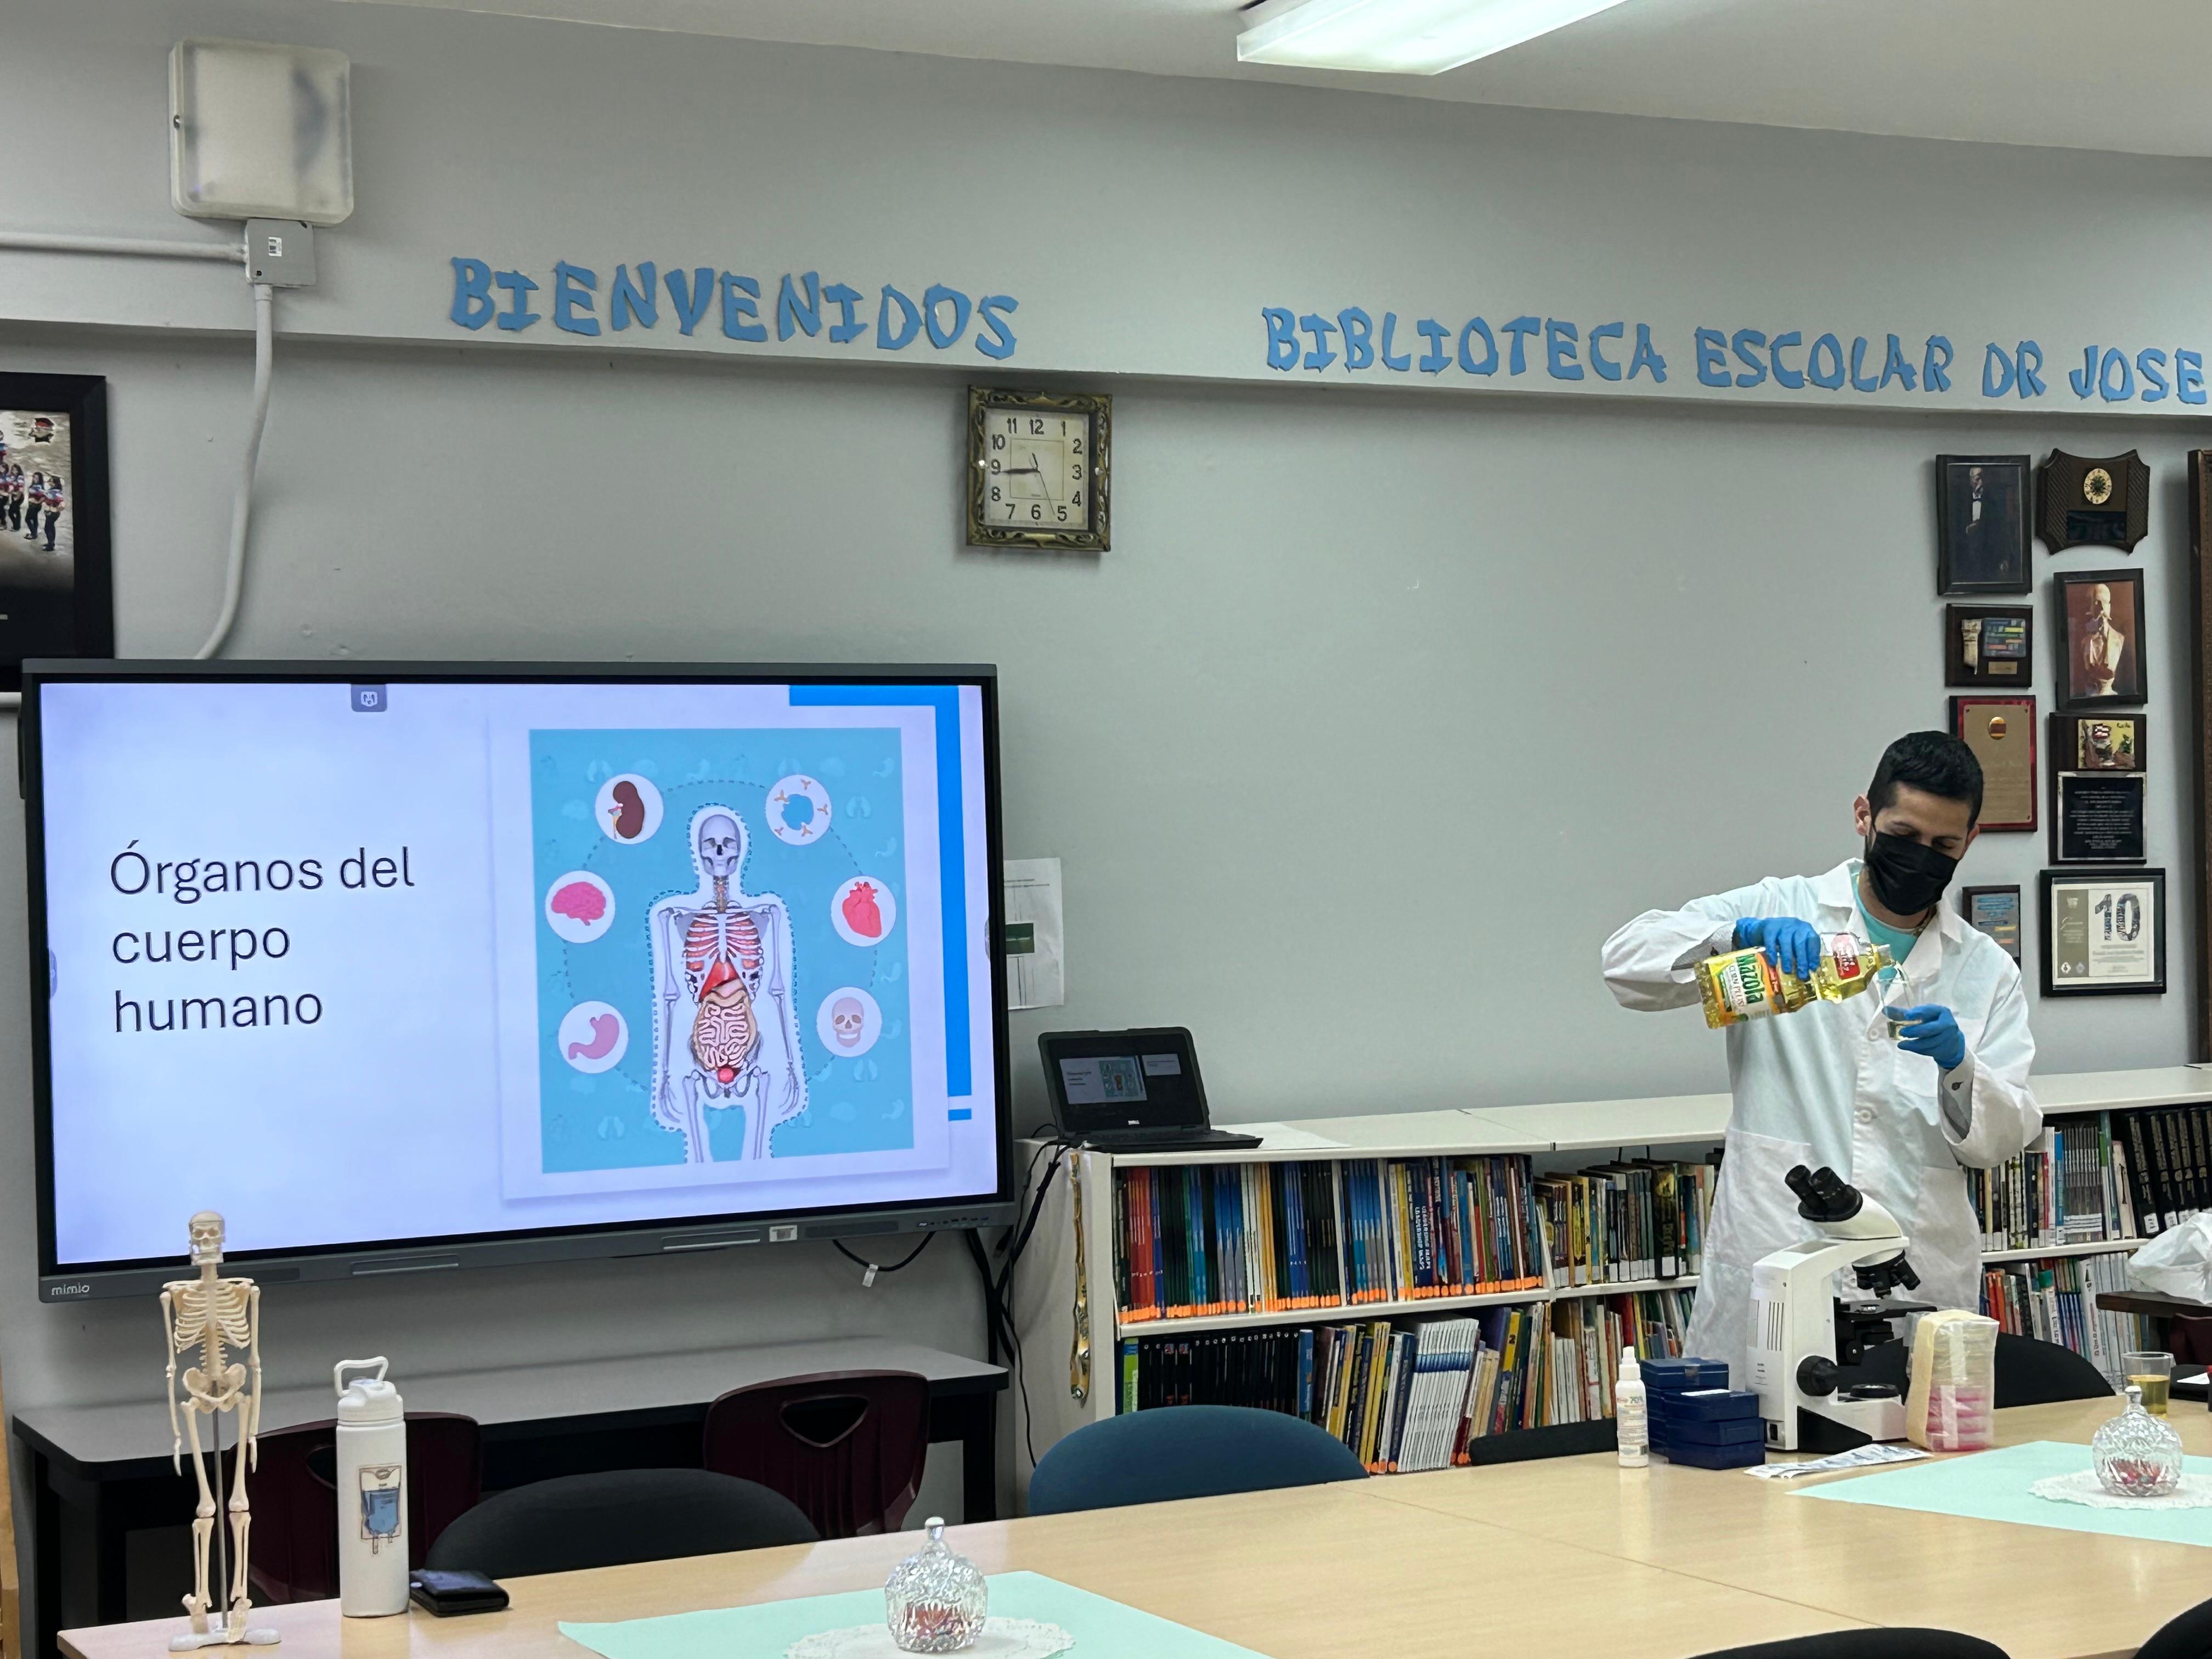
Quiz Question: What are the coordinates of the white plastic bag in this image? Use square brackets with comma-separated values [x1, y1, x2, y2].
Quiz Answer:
[2128, 1212, 2212, 1301]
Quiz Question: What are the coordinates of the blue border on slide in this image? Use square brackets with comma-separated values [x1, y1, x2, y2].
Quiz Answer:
[789, 685, 971, 1096]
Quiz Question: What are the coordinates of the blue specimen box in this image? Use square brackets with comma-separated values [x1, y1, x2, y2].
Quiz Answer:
[1666, 1388, 1763, 1423]
[1639, 1357, 1729, 1393]
[1664, 1413, 1766, 1447]
[1664, 1436, 1765, 1470]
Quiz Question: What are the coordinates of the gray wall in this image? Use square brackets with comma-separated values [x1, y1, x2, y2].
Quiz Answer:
[3, 0, 2210, 1610]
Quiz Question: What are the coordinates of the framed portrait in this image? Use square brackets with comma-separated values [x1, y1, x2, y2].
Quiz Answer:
[2049, 710, 2142, 772]
[1948, 695, 2036, 832]
[0, 374, 112, 691]
[1944, 605, 2033, 688]
[1936, 453, 2030, 596]
[2040, 867, 2165, 997]
[2055, 567, 2146, 709]
[1957, 885, 2023, 963]
[2050, 770, 2147, 864]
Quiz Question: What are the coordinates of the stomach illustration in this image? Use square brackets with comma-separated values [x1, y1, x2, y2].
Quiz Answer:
[566, 1013, 621, 1062]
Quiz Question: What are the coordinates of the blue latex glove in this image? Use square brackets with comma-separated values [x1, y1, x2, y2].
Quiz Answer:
[1733, 916, 1825, 980]
[1893, 1004, 1966, 1071]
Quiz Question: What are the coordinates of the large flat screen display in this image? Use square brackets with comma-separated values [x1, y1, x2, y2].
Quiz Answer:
[25, 663, 1012, 1297]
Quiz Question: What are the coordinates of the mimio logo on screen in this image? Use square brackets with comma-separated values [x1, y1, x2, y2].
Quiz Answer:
[48, 1283, 91, 1298]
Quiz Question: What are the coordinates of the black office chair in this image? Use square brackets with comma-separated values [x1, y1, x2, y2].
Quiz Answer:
[2134, 1595, 2212, 1659]
[1690, 1632, 2010, 1659]
[1848, 1333, 2112, 1409]
[424, 1469, 819, 1578]
[1026, 1404, 1367, 1515]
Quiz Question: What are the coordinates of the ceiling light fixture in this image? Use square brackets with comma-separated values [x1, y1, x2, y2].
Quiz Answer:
[1237, 0, 1633, 75]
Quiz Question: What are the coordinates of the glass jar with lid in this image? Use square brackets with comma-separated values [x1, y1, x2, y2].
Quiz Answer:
[2091, 1384, 2184, 1499]
[884, 1517, 988, 1653]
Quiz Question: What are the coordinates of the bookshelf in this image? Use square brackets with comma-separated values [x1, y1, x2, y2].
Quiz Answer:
[1006, 1065, 2212, 1508]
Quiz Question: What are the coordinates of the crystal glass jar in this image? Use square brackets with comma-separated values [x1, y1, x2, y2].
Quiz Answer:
[884, 1517, 988, 1653]
[2091, 1384, 2185, 1499]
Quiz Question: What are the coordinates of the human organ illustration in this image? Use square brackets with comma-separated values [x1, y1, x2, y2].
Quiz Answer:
[551, 881, 606, 925]
[842, 881, 883, 940]
[566, 1012, 620, 1062]
[648, 806, 806, 1162]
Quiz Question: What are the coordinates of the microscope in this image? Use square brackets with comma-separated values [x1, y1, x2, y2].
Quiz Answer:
[1747, 1165, 1932, 1452]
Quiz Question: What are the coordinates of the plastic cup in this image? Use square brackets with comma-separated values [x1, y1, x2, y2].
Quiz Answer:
[2125, 1351, 2174, 1415]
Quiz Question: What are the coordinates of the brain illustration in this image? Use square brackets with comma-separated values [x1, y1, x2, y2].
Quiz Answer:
[551, 881, 607, 924]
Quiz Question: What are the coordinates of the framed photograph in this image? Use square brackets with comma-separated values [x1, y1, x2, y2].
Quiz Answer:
[0, 374, 112, 692]
[1936, 453, 2030, 595]
[2055, 567, 2147, 709]
[2040, 867, 2165, 996]
[2050, 770, 2147, 864]
[1944, 605, 2033, 687]
[2050, 710, 2143, 772]
[1957, 885, 2023, 963]
[1949, 695, 2036, 832]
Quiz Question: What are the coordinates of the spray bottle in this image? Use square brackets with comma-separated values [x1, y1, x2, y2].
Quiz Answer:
[334, 1357, 409, 1616]
[1616, 1348, 1649, 1468]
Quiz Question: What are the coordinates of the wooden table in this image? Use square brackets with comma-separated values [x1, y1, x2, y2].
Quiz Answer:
[22, 1339, 1002, 1659]
[60, 1398, 2195, 1659]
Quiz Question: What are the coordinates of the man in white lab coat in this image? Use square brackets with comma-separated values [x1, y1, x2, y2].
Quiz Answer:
[1601, 732, 2040, 1383]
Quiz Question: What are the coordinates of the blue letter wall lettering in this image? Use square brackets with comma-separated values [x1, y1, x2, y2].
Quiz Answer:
[1694, 328, 1729, 388]
[552, 262, 601, 336]
[494, 270, 539, 332]
[1379, 313, 1411, 371]
[1263, 308, 1299, 370]
[1415, 319, 1451, 374]
[2178, 348, 2206, 404]
[2139, 348, 2170, 402]
[664, 268, 713, 336]
[924, 285, 972, 348]
[1730, 329, 1768, 388]
[1923, 335, 1953, 393]
[2016, 341, 2046, 398]
[1769, 331, 1804, 389]
[1878, 335, 1917, 391]
[1588, 321, 1624, 381]
[1339, 307, 1375, 370]
[824, 282, 867, 343]
[2098, 347, 2135, 403]
[1458, 318, 1498, 375]
[778, 272, 822, 341]
[1502, 316, 1541, 375]
[450, 258, 493, 330]
[2068, 346, 2097, 399]
[878, 285, 923, 350]
[1628, 324, 1667, 382]
[1980, 343, 2015, 398]
[720, 273, 767, 342]
[1545, 319, 1584, 381]
[1848, 336, 1879, 393]
[1299, 313, 1338, 371]
[611, 263, 658, 331]
[974, 296, 1019, 360]
[1807, 334, 1845, 390]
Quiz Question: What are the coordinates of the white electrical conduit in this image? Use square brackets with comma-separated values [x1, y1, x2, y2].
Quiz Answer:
[195, 282, 274, 659]
[0, 229, 269, 668]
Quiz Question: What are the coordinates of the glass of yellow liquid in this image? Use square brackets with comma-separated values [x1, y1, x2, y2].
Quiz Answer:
[2124, 1350, 2174, 1415]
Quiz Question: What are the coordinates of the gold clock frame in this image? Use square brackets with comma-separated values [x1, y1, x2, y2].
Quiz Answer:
[966, 386, 1111, 552]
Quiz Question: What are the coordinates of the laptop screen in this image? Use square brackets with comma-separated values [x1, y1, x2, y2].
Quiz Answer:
[1042, 1029, 1207, 1132]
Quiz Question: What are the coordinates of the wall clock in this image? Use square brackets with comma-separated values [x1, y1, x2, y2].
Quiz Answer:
[967, 387, 1110, 552]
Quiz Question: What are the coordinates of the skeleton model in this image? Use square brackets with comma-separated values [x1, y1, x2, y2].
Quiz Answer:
[650, 806, 806, 1162]
[160, 1212, 275, 1649]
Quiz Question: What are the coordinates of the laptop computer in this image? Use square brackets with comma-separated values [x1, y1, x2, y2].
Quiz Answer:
[1039, 1026, 1262, 1153]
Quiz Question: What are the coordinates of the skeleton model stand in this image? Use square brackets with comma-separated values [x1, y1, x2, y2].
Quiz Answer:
[161, 1212, 275, 1649]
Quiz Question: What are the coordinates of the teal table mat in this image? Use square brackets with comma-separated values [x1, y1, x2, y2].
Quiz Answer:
[1798, 1440, 2212, 1547]
[559, 1570, 1270, 1659]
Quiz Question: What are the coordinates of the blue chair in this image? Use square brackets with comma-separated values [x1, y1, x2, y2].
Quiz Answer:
[1026, 1405, 1367, 1515]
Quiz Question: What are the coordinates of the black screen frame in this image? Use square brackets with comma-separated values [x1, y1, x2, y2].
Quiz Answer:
[22, 659, 1016, 1300]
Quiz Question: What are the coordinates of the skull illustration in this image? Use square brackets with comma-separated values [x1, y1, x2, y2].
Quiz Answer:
[696, 812, 744, 879]
[188, 1210, 227, 1265]
[831, 996, 866, 1048]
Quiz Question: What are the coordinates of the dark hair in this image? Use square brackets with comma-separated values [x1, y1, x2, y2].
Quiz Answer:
[1868, 731, 1983, 825]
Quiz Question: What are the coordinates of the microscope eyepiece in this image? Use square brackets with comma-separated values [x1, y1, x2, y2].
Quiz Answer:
[1786, 1164, 1865, 1224]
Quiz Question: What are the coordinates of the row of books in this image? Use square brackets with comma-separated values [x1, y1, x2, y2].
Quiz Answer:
[1114, 1289, 1696, 1471]
[1114, 1156, 1716, 1322]
[1980, 1251, 2156, 1381]
[2111, 1106, 2212, 1236]
[1966, 1113, 2134, 1251]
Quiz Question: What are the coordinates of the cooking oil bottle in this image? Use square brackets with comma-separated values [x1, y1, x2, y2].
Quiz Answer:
[1695, 933, 1894, 1029]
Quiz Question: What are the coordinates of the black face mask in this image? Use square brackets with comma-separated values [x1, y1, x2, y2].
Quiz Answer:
[1863, 830, 1958, 918]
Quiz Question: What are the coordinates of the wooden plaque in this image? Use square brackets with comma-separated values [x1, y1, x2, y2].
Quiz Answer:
[1949, 695, 2036, 832]
[2038, 448, 2150, 552]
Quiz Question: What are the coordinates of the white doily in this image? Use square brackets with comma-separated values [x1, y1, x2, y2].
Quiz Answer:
[786, 1619, 1074, 1659]
[2028, 1470, 2212, 1511]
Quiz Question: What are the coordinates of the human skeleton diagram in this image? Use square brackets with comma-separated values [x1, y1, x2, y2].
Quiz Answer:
[650, 806, 806, 1161]
[160, 1212, 274, 1648]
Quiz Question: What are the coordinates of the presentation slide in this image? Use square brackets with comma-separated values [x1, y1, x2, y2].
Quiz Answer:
[37, 676, 999, 1268]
